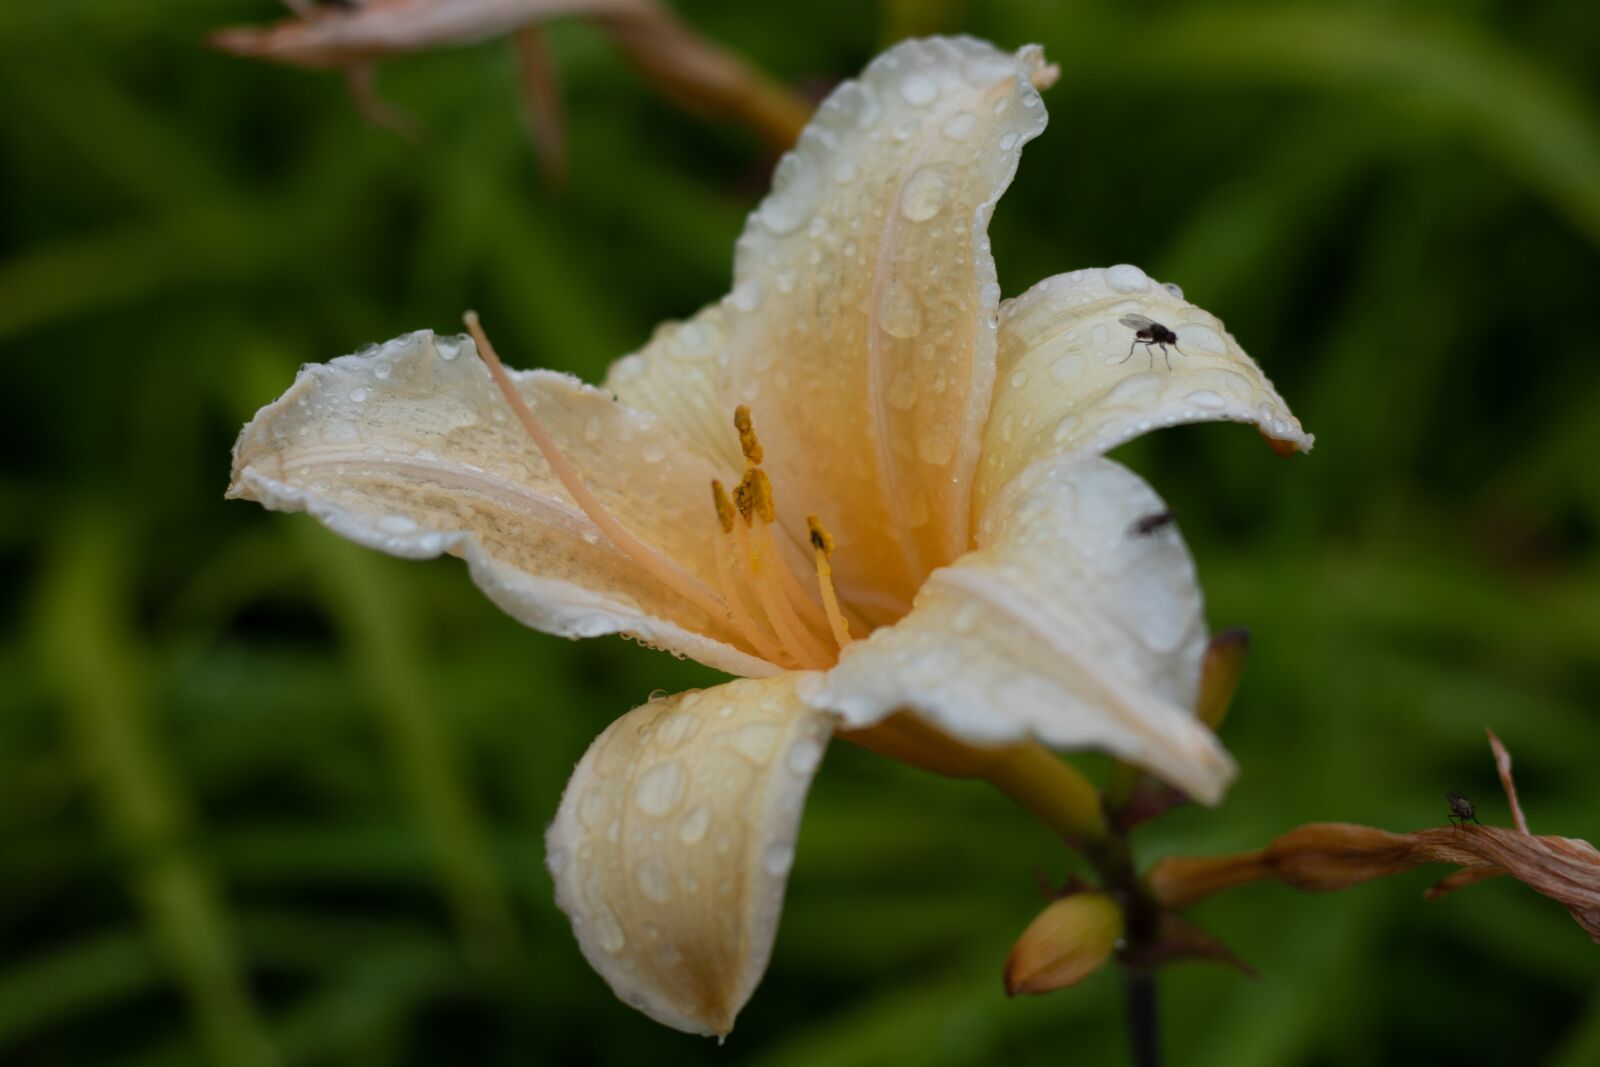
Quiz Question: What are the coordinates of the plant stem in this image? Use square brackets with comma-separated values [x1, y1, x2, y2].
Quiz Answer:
[1092, 825, 1164, 1067]
[1123, 969, 1162, 1067]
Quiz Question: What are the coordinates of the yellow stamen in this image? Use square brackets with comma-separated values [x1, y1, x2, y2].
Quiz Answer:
[464, 312, 728, 622]
[747, 520, 832, 667]
[733, 404, 764, 466]
[732, 470, 755, 523]
[748, 468, 776, 524]
[808, 515, 853, 649]
[710, 479, 736, 535]
[713, 525, 794, 667]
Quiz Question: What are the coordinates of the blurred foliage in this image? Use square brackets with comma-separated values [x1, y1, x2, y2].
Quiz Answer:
[3, 0, 1599, 1064]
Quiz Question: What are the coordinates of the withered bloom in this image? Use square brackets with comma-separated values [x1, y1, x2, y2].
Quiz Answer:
[1147, 730, 1600, 943]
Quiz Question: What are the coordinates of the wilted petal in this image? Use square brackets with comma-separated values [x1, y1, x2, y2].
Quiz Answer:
[546, 673, 833, 1035]
[974, 267, 1313, 515]
[210, 0, 651, 68]
[603, 302, 743, 472]
[725, 37, 1057, 603]
[812, 455, 1234, 804]
[230, 330, 772, 677]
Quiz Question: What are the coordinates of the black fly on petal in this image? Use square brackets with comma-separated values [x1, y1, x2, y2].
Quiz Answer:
[1118, 314, 1185, 370]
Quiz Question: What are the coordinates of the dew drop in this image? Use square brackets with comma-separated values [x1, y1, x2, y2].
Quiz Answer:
[830, 157, 858, 184]
[730, 279, 764, 313]
[583, 416, 603, 443]
[1177, 323, 1227, 355]
[1107, 372, 1163, 405]
[732, 722, 780, 764]
[900, 73, 937, 105]
[641, 442, 666, 464]
[634, 761, 686, 817]
[786, 737, 824, 775]
[1184, 389, 1227, 410]
[900, 164, 952, 222]
[637, 860, 673, 903]
[762, 842, 796, 877]
[372, 363, 392, 380]
[999, 131, 1019, 150]
[950, 602, 982, 633]
[758, 155, 817, 235]
[885, 371, 919, 411]
[595, 905, 626, 954]
[942, 111, 978, 141]
[677, 803, 711, 845]
[1105, 264, 1150, 292]
[376, 514, 418, 535]
[349, 387, 369, 403]
[877, 280, 923, 338]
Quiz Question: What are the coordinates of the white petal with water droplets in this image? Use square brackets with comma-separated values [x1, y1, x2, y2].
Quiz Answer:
[603, 301, 744, 474]
[229, 330, 773, 676]
[724, 36, 1058, 604]
[812, 456, 1233, 804]
[974, 267, 1313, 517]
[547, 674, 832, 1036]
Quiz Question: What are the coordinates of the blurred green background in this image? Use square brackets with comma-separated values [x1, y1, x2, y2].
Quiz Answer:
[4, 0, 1599, 1064]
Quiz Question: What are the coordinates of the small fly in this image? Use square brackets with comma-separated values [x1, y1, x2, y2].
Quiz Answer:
[1446, 792, 1481, 831]
[1118, 315, 1185, 370]
[1128, 511, 1177, 538]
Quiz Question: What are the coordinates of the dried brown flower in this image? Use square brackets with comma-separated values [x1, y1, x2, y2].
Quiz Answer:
[209, 0, 810, 175]
[1146, 729, 1600, 943]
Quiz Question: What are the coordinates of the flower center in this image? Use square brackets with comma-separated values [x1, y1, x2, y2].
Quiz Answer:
[466, 313, 853, 670]
[708, 406, 855, 670]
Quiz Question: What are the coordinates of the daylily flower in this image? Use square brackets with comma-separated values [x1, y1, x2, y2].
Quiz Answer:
[228, 36, 1311, 1036]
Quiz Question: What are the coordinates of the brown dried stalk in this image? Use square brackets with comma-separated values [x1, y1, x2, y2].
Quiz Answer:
[209, 0, 810, 174]
[1146, 730, 1600, 943]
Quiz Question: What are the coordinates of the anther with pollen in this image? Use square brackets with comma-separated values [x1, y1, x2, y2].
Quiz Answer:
[734, 404, 764, 466]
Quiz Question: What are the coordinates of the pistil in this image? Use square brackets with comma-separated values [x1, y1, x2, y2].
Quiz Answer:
[464, 312, 729, 624]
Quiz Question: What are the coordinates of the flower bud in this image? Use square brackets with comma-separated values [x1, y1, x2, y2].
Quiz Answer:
[1003, 892, 1123, 996]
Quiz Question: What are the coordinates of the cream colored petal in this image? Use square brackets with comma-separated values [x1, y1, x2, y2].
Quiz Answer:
[724, 37, 1057, 604]
[546, 673, 832, 1036]
[230, 329, 772, 677]
[603, 301, 743, 472]
[974, 266, 1313, 517]
[811, 455, 1234, 804]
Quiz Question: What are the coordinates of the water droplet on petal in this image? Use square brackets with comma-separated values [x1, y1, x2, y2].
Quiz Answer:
[999, 131, 1019, 150]
[900, 73, 937, 105]
[786, 737, 824, 775]
[637, 860, 673, 903]
[634, 761, 686, 817]
[762, 842, 796, 877]
[877, 280, 923, 338]
[641, 442, 666, 464]
[1184, 389, 1227, 410]
[1177, 323, 1227, 355]
[732, 723, 779, 764]
[900, 164, 952, 222]
[729, 279, 764, 313]
[596, 904, 626, 954]
[886, 371, 918, 411]
[677, 803, 710, 845]
[1106, 264, 1151, 292]
[942, 111, 978, 141]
